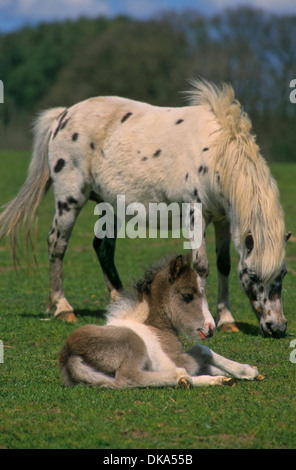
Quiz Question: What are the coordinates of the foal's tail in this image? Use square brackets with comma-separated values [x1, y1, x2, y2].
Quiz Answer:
[0, 107, 65, 263]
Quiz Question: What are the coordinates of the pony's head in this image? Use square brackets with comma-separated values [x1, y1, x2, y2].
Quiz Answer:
[238, 232, 291, 338]
[138, 253, 215, 340]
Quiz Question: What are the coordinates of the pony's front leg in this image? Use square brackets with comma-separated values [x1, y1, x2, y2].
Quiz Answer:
[214, 219, 238, 332]
[187, 344, 261, 381]
[190, 214, 216, 331]
[93, 235, 123, 301]
[191, 213, 209, 283]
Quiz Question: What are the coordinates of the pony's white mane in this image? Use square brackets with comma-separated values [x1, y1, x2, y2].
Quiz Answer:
[188, 79, 286, 281]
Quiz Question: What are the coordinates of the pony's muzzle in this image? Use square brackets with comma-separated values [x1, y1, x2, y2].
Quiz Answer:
[261, 318, 287, 338]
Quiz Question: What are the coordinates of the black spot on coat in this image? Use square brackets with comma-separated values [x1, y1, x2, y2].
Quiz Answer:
[121, 112, 133, 123]
[53, 110, 68, 139]
[198, 165, 208, 175]
[54, 159, 65, 173]
[176, 119, 184, 125]
[72, 132, 79, 141]
[153, 149, 162, 158]
[268, 284, 282, 301]
[60, 118, 69, 131]
[67, 196, 78, 205]
[57, 201, 70, 216]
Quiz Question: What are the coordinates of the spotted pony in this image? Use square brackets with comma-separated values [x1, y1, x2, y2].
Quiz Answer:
[0, 79, 290, 337]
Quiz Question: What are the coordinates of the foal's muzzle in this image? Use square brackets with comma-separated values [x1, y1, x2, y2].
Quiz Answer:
[197, 323, 215, 340]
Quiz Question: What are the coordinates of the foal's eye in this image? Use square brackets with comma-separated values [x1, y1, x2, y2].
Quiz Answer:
[182, 293, 194, 303]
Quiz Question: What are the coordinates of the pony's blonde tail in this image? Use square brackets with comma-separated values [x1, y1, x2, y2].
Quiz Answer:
[0, 107, 65, 264]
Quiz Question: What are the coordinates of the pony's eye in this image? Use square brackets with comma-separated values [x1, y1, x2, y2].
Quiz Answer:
[182, 293, 194, 303]
[249, 273, 260, 283]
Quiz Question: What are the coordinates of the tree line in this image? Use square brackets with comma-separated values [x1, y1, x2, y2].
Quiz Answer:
[0, 7, 295, 161]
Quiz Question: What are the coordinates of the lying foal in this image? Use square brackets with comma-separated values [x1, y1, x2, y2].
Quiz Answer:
[59, 254, 262, 388]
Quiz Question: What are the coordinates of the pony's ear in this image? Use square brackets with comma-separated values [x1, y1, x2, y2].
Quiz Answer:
[245, 234, 254, 254]
[285, 231, 291, 243]
[169, 255, 184, 282]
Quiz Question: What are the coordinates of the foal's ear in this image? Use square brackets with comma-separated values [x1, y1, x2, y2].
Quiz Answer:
[169, 254, 184, 282]
[285, 231, 291, 243]
[183, 251, 192, 266]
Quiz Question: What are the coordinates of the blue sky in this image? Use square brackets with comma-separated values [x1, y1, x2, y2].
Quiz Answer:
[1, 0, 296, 32]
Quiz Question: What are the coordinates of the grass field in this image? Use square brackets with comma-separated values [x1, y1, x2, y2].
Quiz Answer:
[0, 150, 295, 449]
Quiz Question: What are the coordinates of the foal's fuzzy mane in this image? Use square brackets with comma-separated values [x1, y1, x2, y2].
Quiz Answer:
[133, 254, 174, 295]
[106, 255, 175, 323]
[188, 79, 286, 281]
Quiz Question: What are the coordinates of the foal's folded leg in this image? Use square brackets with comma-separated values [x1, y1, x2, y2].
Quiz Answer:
[186, 344, 260, 380]
[115, 367, 193, 389]
[190, 375, 236, 387]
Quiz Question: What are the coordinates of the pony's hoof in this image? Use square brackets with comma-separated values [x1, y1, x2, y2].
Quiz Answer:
[218, 322, 239, 333]
[178, 377, 192, 389]
[221, 377, 237, 386]
[255, 374, 265, 381]
[56, 312, 77, 323]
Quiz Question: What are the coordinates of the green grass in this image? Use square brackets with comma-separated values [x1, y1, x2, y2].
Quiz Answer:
[0, 151, 296, 449]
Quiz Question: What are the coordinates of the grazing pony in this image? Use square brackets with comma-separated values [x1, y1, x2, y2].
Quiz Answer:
[0, 79, 290, 336]
[59, 254, 262, 388]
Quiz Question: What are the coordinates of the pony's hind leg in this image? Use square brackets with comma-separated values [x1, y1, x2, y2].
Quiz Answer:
[47, 187, 88, 321]
[214, 219, 238, 332]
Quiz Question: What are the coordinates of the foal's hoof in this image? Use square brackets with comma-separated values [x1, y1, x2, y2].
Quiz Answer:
[221, 377, 237, 386]
[218, 322, 239, 333]
[178, 377, 192, 389]
[56, 312, 77, 323]
[255, 374, 265, 381]
[252, 366, 264, 381]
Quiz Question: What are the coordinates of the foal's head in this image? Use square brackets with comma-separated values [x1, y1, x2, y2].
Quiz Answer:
[138, 254, 215, 340]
